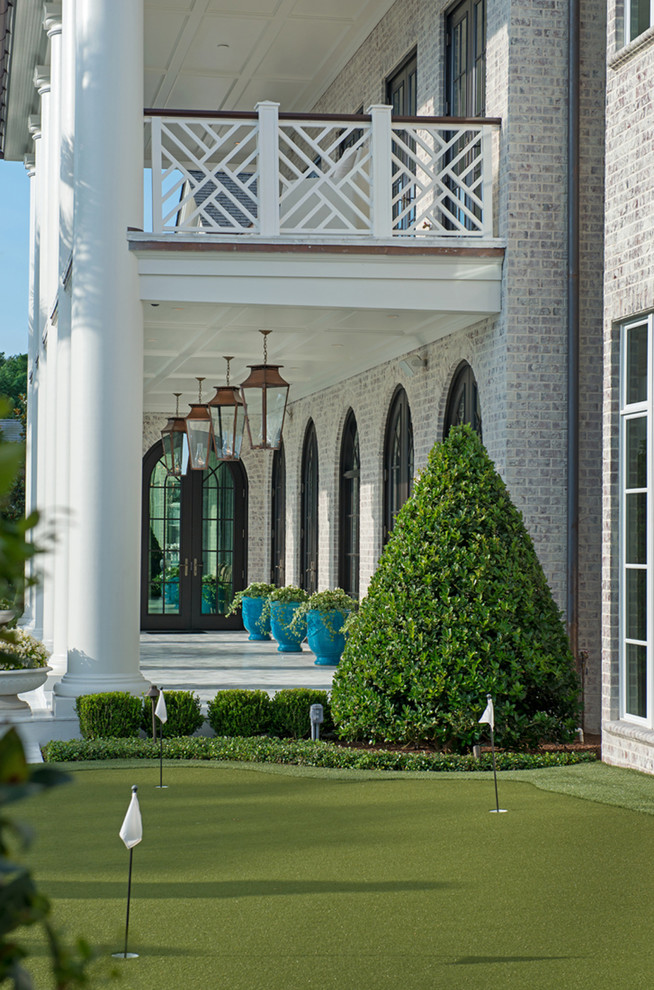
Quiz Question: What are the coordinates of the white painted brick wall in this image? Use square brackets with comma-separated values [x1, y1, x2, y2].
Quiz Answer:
[602, 15, 654, 769]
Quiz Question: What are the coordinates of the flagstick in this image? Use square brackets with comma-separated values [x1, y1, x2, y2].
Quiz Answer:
[124, 847, 134, 958]
[113, 785, 141, 959]
[156, 718, 167, 789]
[490, 724, 500, 813]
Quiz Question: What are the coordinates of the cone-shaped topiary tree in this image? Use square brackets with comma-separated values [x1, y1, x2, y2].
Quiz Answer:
[331, 425, 580, 751]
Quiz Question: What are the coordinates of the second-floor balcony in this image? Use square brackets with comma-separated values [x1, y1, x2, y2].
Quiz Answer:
[144, 104, 500, 245]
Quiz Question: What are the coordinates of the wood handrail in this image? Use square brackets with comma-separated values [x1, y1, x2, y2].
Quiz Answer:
[144, 108, 502, 127]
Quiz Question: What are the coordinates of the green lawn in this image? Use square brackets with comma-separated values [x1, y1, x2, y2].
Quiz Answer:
[18, 761, 654, 989]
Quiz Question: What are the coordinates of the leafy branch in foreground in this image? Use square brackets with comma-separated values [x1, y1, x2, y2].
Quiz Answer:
[0, 728, 95, 988]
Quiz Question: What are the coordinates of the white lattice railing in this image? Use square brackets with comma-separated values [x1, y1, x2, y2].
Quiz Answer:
[145, 104, 499, 240]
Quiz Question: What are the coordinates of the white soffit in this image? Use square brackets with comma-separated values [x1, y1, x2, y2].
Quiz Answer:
[138, 249, 503, 411]
[145, 0, 399, 112]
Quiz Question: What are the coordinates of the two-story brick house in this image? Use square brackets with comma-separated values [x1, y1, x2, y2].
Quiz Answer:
[0, 0, 605, 740]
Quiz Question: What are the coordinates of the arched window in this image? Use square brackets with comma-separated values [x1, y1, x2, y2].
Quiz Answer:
[270, 442, 286, 586]
[383, 387, 414, 543]
[339, 411, 360, 598]
[443, 361, 482, 438]
[300, 421, 319, 593]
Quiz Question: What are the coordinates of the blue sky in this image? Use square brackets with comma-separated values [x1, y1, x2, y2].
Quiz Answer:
[0, 160, 30, 357]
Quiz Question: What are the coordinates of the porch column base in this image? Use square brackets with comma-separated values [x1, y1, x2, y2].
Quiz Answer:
[53, 671, 151, 716]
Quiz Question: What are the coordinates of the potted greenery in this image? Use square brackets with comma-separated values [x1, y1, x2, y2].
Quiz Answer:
[0, 629, 52, 711]
[265, 585, 310, 653]
[164, 564, 180, 607]
[227, 582, 275, 640]
[291, 588, 358, 665]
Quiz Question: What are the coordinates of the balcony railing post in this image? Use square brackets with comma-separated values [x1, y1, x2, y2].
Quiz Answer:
[369, 104, 393, 239]
[256, 101, 280, 237]
[481, 125, 494, 239]
[150, 115, 163, 234]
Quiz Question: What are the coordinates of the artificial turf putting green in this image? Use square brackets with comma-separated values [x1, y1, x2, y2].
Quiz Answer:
[17, 762, 654, 990]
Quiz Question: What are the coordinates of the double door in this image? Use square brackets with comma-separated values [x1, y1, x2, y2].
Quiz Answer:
[141, 445, 247, 630]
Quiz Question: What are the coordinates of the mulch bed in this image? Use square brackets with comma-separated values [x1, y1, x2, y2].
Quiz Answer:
[329, 734, 601, 758]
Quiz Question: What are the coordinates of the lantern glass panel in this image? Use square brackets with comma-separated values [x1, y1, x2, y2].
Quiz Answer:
[187, 419, 213, 470]
[171, 430, 189, 475]
[266, 385, 288, 448]
[243, 388, 264, 448]
[210, 404, 244, 460]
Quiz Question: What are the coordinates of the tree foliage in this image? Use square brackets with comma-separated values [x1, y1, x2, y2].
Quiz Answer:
[0, 353, 27, 412]
[331, 426, 580, 751]
[0, 415, 93, 987]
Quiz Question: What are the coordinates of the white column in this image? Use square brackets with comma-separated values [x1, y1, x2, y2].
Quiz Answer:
[27, 112, 46, 640]
[34, 63, 55, 650]
[54, 0, 148, 708]
[39, 9, 64, 652]
[49, 0, 72, 675]
[20, 153, 38, 631]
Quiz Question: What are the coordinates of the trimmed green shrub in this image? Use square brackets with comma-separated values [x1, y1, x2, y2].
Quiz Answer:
[41, 734, 598, 772]
[226, 582, 276, 616]
[289, 588, 358, 636]
[141, 690, 205, 738]
[206, 689, 273, 737]
[331, 426, 581, 752]
[75, 692, 142, 740]
[270, 688, 333, 739]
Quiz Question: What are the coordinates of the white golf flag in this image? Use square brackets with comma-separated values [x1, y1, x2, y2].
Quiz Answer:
[155, 689, 167, 724]
[479, 696, 494, 731]
[119, 787, 142, 849]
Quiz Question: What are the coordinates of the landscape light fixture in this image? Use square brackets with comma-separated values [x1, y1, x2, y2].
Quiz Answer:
[208, 357, 246, 461]
[239, 330, 290, 451]
[161, 393, 189, 476]
[185, 377, 213, 470]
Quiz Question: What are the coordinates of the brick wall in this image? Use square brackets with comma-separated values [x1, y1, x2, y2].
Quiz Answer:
[602, 13, 654, 768]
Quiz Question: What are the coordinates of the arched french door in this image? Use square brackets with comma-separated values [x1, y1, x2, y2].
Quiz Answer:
[300, 421, 319, 593]
[270, 442, 286, 586]
[141, 443, 247, 630]
[339, 410, 360, 598]
[383, 386, 414, 544]
[443, 361, 482, 439]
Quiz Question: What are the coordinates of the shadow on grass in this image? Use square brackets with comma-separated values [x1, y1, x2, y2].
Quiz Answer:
[45, 878, 458, 900]
[447, 955, 582, 965]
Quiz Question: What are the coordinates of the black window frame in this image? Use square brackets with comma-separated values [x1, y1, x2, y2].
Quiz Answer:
[270, 441, 286, 586]
[443, 361, 482, 439]
[446, 0, 486, 118]
[383, 387, 414, 544]
[339, 410, 360, 599]
[300, 420, 319, 593]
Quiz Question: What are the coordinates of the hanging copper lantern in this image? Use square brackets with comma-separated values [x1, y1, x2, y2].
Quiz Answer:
[185, 377, 213, 470]
[161, 393, 189, 476]
[208, 357, 246, 461]
[239, 330, 290, 451]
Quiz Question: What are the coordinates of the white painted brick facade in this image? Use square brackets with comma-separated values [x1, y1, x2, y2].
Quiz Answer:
[602, 12, 654, 770]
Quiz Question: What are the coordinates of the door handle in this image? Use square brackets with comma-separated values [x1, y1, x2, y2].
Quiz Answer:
[184, 558, 189, 577]
[193, 558, 198, 577]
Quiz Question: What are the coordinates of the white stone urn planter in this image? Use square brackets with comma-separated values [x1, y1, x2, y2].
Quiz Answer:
[0, 666, 52, 711]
